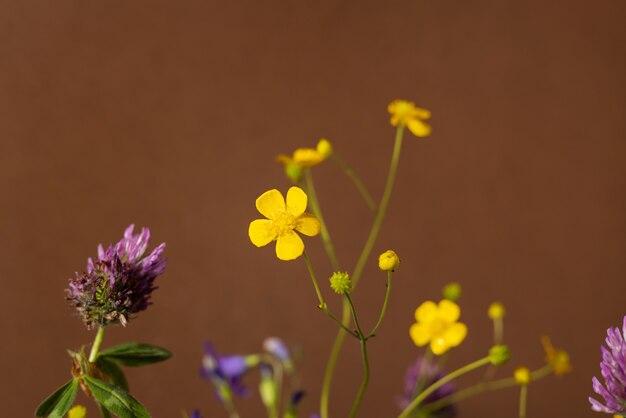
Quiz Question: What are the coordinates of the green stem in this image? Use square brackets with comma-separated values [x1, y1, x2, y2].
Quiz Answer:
[304, 169, 340, 271]
[412, 348, 433, 400]
[88, 326, 105, 363]
[331, 154, 377, 212]
[425, 364, 552, 413]
[368, 271, 393, 337]
[519, 385, 528, 418]
[320, 125, 405, 418]
[397, 356, 491, 418]
[344, 293, 370, 418]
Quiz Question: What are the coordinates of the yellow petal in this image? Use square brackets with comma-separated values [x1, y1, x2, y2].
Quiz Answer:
[409, 323, 430, 347]
[437, 300, 460, 323]
[275, 231, 304, 261]
[275, 154, 293, 165]
[415, 301, 438, 323]
[256, 189, 285, 219]
[68, 405, 87, 418]
[295, 213, 320, 236]
[442, 322, 467, 347]
[248, 219, 276, 247]
[430, 337, 450, 355]
[406, 119, 432, 137]
[412, 107, 431, 119]
[286, 187, 308, 217]
[293, 148, 324, 167]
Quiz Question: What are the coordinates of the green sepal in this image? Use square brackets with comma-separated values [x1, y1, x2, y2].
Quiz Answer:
[97, 357, 130, 391]
[83, 376, 150, 418]
[98, 342, 172, 367]
[34, 378, 79, 418]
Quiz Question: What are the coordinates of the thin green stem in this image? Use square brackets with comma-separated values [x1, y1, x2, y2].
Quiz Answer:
[331, 154, 377, 212]
[303, 251, 325, 307]
[345, 293, 364, 337]
[425, 365, 552, 413]
[368, 271, 393, 337]
[519, 384, 528, 418]
[484, 317, 504, 380]
[344, 293, 370, 418]
[88, 326, 105, 363]
[412, 348, 433, 400]
[320, 125, 405, 418]
[397, 356, 491, 418]
[304, 169, 340, 271]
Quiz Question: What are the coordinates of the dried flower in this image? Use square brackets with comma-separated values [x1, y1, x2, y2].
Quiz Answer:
[589, 316, 626, 415]
[66, 225, 166, 330]
[397, 356, 457, 418]
[248, 187, 321, 261]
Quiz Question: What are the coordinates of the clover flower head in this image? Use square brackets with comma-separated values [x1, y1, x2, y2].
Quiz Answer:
[248, 187, 321, 261]
[514, 366, 531, 385]
[589, 316, 626, 415]
[378, 250, 400, 272]
[409, 300, 468, 355]
[329, 271, 352, 294]
[488, 302, 506, 320]
[201, 342, 258, 400]
[68, 405, 87, 418]
[66, 225, 166, 330]
[388, 99, 432, 138]
[397, 356, 457, 418]
[541, 336, 572, 376]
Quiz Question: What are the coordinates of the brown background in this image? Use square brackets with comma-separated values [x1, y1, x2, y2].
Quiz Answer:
[1, 1, 625, 417]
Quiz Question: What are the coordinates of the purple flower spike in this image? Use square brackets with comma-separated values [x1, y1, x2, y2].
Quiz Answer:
[398, 356, 457, 418]
[66, 224, 166, 330]
[589, 315, 626, 415]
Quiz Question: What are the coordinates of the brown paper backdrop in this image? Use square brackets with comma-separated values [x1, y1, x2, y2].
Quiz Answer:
[1, 1, 625, 417]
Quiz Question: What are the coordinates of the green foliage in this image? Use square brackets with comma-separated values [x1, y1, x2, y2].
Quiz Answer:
[98, 342, 172, 367]
[34, 378, 79, 418]
[83, 376, 150, 418]
[97, 357, 130, 391]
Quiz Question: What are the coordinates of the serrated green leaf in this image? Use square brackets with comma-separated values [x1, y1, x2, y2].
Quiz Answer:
[83, 376, 150, 418]
[35, 378, 79, 418]
[97, 357, 130, 391]
[98, 342, 172, 367]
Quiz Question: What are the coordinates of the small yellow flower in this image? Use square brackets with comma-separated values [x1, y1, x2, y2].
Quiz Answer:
[316, 138, 333, 158]
[388, 100, 432, 137]
[514, 366, 531, 385]
[378, 250, 400, 271]
[541, 336, 572, 375]
[488, 302, 506, 320]
[68, 405, 87, 418]
[248, 187, 321, 261]
[409, 300, 468, 355]
[276, 138, 333, 170]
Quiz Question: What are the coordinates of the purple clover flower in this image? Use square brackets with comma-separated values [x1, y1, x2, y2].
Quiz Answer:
[66, 225, 166, 330]
[589, 315, 626, 415]
[398, 356, 457, 418]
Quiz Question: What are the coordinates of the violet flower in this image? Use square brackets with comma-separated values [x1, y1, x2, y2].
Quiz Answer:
[66, 224, 166, 330]
[201, 342, 258, 400]
[589, 315, 626, 415]
[398, 356, 457, 418]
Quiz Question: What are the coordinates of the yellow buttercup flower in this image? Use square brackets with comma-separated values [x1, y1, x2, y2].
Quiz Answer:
[248, 187, 321, 261]
[276, 138, 333, 169]
[409, 300, 468, 355]
[541, 336, 572, 375]
[68, 405, 87, 418]
[388, 99, 432, 137]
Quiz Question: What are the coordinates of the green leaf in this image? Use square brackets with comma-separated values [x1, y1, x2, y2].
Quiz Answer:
[98, 342, 172, 367]
[34, 378, 79, 418]
[83, 376, 150, 418]
[97, 357, 130, 391]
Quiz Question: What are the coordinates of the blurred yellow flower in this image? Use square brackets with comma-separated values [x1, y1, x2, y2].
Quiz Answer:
[68, 405, 87, 418]
[276, 138, 333, 169]
[488, 302, 506, 320]
[248, 187, 321, 261]
[541, 336, 572, 375]
[514, 366, 531, 385]
[409, 300, 468, 355]
[388, 100, 432, 137]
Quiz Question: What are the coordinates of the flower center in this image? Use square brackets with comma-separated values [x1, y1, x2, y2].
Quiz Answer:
[270, 210, 296, 237]
[429, 318, 448, 337]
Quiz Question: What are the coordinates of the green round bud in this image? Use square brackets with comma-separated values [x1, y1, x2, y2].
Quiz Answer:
[285, 163, 302, 182]
[378, 250, 400, 272]
[442, 282, 462, 301]
[488, 345, 511, 366]
[329, 271, 352, 294]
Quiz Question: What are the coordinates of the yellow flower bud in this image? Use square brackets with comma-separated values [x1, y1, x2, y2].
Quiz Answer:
[442, 282, 462, 301]
[68, 405, 87, 418]
[329, 271, 352, 294]
[488, 302, 506, 320]
[378, 250, 400, 272]
[316, 138, 333, 158]
[514, 366, 531, 385]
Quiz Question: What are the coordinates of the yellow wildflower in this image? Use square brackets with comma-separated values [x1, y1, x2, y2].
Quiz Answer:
[488, 302, 506, 320]
[68, 405, 87, 418]
[248, 187, 321, 261]
[316, 138, 333, 158]
[378, 250, 400, 271]
[276, 138, 333, 169]
[409, 300, 468, 355]
[514, 366, 531, 385]
[541, 336, 572, 375]
[388, 99, 432, 137]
